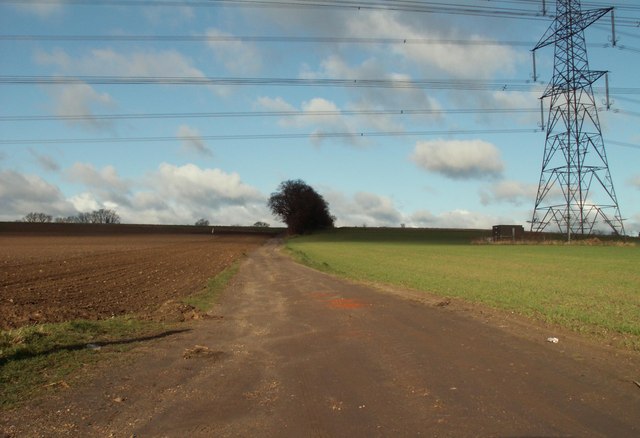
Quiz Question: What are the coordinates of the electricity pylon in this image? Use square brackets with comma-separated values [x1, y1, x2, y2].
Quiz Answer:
[530, 0, 624, 240]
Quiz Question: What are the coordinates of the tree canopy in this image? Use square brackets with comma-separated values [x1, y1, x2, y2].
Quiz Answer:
[28, 209, 122, 224]
[22, 212, 53, 223]
[268, 179, 334, 234]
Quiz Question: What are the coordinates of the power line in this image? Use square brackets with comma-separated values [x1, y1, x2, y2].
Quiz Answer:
[607, 139, 640, 150]
[0, 33, 627, 50]
[0, 0, 547, 20]
[4, 0, 640, 28]
[0, 75, 540, 90]
[4, 75, 640, 95]
[4, 129, 636, 150]
[0, 107, 539, 122]
[0, 128, 541, 145]
[611, 108, 640, 119]
[617, 44, 640, 54]
[0, 34, 535, 47]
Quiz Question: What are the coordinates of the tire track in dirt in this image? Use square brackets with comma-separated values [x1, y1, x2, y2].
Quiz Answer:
[2, 239, 639, 437]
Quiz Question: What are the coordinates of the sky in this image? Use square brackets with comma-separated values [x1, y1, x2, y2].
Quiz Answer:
[1, 0, 639, 234]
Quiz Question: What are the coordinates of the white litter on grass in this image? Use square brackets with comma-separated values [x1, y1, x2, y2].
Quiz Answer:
[86, 343, 101, 350]
[546, 337, 559, 343]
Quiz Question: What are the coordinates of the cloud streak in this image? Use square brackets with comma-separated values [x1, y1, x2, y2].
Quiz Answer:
[479, 180, 538, 206]
[411, 139, 504, 180]
[177, 125, 213, 157]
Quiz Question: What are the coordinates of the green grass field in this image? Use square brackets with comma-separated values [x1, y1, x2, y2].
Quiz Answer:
[287, 228, 640, 350]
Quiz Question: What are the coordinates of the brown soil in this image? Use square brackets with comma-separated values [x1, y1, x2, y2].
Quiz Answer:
[0, 233, 269, 329]
[2, 239, 640, 436]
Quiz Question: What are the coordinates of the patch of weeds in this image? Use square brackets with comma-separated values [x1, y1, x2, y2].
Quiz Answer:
[1, 317, 169, 410]
[183, 261, 240, 312]
[286, 246, 336, 274]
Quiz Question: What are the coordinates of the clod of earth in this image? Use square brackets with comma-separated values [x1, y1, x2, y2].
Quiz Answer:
[183, 345, 225, 360]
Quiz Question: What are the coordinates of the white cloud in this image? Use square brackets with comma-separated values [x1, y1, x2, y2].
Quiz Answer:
[177, 125, 212, 156]
[479, 180, 538, 206]
[256, 92, 438, 146]
[152, 163, 262, 206]
[409, 209, 512, 229]
[629, 175, 640, 189]
[256, 95, 364, 146]
[29, 149, 60, 172]
[206, 28, 262, 74]
[49, 83, 115, 130]
[120, 163, 269, 224]
[326, 191, 403, 227]
[69, 192, 101, 213]
[325, 188, 517, 228]
[64, 163, 132, 210]
[302, 55, 442, 131]
[345, 11, 522, 79]
[35, 48, 226, 96]
[13, 1, 63, 17]
[115, 164, 268, 225]
[0, 170, 74, 220]
[142, 4, 194, 26]
[256, 96, 296, 113]
[411, 139, 504, 180]
[626, 213, 640, 237]
[0, 164, 270, 225]
[66, 163, 130, 193]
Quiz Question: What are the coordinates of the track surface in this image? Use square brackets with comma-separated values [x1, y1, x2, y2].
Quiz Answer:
[3, 239, 640, 436]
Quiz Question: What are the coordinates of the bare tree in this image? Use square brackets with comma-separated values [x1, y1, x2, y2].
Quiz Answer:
[61, 209, 121, 224]
[90, 209, 121, 224]
[23, 212, 53, 223]
[195, 218, 210, 226]
[75, 212, 93, 223]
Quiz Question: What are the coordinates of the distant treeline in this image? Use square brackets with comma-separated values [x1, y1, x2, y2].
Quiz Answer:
[0, 222, 285, 236]
[21, 209, 120, 224]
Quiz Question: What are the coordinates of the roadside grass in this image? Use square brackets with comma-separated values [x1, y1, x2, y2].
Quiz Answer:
[182, 261, 240, 312]
[2, 262, 242, 410]
[287, 228, 640, 350]
[0, 317, 171, 410]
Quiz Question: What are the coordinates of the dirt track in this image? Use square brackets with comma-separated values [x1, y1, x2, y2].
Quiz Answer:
[3, 239, 640, 436]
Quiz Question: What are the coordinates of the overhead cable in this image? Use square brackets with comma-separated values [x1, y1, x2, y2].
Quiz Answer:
[0, 128, 541, 145]
[3, 75, 639, 94]
[0, 34, 535, 46]
[0, 75, 546, 91]
[0, 107, 539, 122]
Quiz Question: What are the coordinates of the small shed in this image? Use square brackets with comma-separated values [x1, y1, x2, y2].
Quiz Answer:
[492, 225, 524, 242]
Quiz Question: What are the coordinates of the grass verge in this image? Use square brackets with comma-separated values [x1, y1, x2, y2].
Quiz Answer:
[287, 228, 640, 350]
[1, 258, 244, 411]
[0, 317, 172, 410]
[182, 261, 241, 312]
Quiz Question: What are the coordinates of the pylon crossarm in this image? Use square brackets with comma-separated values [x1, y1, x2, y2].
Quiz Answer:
[534, 7, 613, 51]
[543, 72, 606, 97]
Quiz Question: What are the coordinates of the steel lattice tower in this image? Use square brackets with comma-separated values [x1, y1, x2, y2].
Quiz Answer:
[530, 0, 624, 239]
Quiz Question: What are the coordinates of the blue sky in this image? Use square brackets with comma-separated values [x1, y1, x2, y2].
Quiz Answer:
[1, 0, 639, 234]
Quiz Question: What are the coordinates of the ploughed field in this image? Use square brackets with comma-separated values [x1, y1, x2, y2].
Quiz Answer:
[0, 233, 269, 329]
